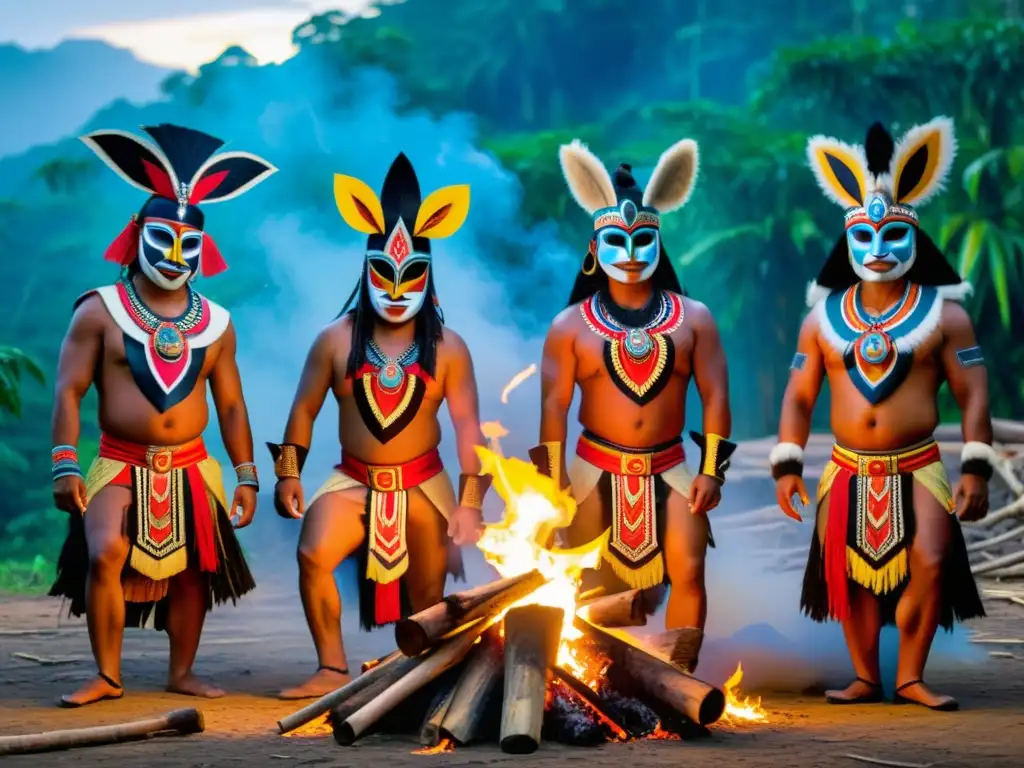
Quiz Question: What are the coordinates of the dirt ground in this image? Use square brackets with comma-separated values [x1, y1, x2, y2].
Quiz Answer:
[2, 579, 1023, 768]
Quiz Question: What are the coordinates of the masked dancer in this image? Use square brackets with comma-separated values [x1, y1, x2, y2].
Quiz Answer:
[532, 140, 734, 672]
[269, 153, 489, 699]
[49, 124, 276, 706]
[772, 117, 989, 710]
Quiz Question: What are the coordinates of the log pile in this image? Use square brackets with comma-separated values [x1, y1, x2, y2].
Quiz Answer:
[725, 421, 1024, 580]
[278, 574, 726, 753]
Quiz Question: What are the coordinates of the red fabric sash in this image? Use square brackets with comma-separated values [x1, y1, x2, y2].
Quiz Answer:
[99, 433, 217, 574]
[338, 448, 444, 626]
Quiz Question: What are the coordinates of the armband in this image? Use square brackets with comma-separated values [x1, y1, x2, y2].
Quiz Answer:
[689, 431, 737, 483]
[458, 473, 492, 510]
[955, 346, 984, 368]
[769, 442, 804, 480]
[528, 441, 564, 489]
[960, 442, 997, 482]
[52, 445, 83, 482]
[234, 461, 260, 490]
[266, 442, 308, 480]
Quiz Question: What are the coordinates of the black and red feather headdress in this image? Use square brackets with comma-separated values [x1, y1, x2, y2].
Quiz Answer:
[82, 124, 277, 277]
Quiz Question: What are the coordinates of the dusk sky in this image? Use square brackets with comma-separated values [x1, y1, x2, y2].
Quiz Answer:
[0, 0, 381, 70]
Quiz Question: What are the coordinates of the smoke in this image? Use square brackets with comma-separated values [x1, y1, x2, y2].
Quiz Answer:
[186, 56, 980, 684]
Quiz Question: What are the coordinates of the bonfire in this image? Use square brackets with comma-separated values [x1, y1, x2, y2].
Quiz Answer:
[277, 422, 767, 753]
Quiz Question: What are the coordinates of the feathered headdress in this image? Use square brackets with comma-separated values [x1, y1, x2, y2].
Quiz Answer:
[805, 117, 967, 304]
[332, 152, 470, 261]
[82, 124, 277, 277]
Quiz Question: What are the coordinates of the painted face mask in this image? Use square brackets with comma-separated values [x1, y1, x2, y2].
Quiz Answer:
[82, 123, 278, 287]
[844, 192, 918, 283]
[138, 218, 204, 290]
[593, 198, 662, 284]
[559, 142, 699, 287]
[333, 152, 471, 325]
[365, 221, 431, 324]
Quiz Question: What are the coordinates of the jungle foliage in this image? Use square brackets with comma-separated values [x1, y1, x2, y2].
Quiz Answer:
[1, 0, 1021, 590]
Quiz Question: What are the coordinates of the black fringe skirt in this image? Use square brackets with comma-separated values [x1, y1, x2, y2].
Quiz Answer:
[49, 470, 256, 631]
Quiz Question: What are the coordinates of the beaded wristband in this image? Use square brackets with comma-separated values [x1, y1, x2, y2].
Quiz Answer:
[266, 442, 308, 480]
[458, 473, 492, 510]
[527, 441, 563, 489]
[234, 461, 260, 490]
[52, 445, 83, 481]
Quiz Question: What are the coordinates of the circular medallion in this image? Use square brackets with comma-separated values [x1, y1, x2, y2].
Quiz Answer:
[858, 331, 890, 364]
[868, 197, 887, 222]
[150, 449, 173, 474]
[623, 328, 653, 359]
[377, 361, 406, 392]
[867, 459, 888, 476]
[620, 199, 638, 226]
[153, 323, 185, 362]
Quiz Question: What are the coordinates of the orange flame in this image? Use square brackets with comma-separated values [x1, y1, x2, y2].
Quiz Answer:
[411, 737, 455, 755]
[281, 713, 332, 738]
[722, 663, 768, 722]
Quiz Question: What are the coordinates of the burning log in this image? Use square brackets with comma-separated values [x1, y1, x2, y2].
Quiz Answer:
[329, 654, 426, 738]
[278, 650, 406, 734]
[334, 616, 496, 746]
[500, 604, 564, 754]
[646, 627, 704, 672]
[577, 589, 647, 628]
[440, 629, 504, 745]
[0, 709, 203, 756]
[396, 570, 546, 656]
[361, 650, 401, 673]
[578, 618, 725, 726]
[551, 666, 628, 741]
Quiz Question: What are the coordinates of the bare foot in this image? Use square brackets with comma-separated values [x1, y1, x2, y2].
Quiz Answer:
[824, 677, 883, 704]
[58, 674, 124, 708]
[167, 673, 226, 698]
[894, 680, 958, 711]
[279, 667, 352, 700]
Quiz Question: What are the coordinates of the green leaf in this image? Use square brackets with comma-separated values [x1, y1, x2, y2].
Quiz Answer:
[962, 149, 1002, 203]
[938, 213, 969, 249]
[789, 209, 822, 255]
[986, 230, 1012, 328]
[677, 223, 766, 267]
[957, 220, 988, 279]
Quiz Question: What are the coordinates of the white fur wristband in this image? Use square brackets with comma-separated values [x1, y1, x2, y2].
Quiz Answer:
[770, 442, 805, 479]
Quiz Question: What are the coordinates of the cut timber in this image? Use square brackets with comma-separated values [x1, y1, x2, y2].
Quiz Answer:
[329, 654, 426, 737]
[441, 629, 504, 745]
[334, 616, 496, 746]
[396, 570, 546, 655]
[361, 650, 401, 673]
[646, 627, 704, 672]
[278, 651, 405, 734]
[0, 709, 203, 756]
[499, 604, 564, 755]
[578, 618, 725, 726]
[419, 683, 457, 746]
[578, 589, 647, 628]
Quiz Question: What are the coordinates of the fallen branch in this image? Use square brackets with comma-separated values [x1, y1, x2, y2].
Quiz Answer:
[968, 637, 1024, 645]
[9, 652, 79, 666]
[975, 496, 1024, 528]
[971, 549, 1024, 576]
[840, 753, 932, 768]
[0, 709, 203, 756]
[988, 563, 1024, 578]
[966, 524, 1024, 552]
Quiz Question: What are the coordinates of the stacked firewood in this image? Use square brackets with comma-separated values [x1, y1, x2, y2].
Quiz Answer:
[278, 572, 726, 753]
[723, 420, 1024, 579]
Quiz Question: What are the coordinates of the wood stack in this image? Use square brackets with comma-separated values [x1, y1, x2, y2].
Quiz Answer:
[726, 421, 1024, 580]
[278, 574, 727, 753]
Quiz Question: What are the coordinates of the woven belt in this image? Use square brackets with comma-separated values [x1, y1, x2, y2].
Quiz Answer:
[831, 440, 941, 476]
[99, 433, 208, 474]
[339, 448, 444, 491]
[576, 432, 685, 476]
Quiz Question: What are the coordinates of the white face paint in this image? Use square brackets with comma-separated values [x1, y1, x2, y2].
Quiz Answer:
[138, 219, 202, 291]
[366, 219, 430, 324]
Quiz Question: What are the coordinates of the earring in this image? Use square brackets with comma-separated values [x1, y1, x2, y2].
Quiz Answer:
[582, 242, 597, 275]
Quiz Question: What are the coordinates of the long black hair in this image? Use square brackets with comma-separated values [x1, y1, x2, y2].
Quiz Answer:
[338, 267, 445, 379]
[566, 242, 684, 307]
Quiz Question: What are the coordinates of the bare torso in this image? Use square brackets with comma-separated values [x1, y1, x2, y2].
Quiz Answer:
[568, 297, 697, 447]
[323, 318, 447, 464]
[85, 294, 221, 446]
[818, 321, 943, 452]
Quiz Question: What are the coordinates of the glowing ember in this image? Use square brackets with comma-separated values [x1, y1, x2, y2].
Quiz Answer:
[721, 663, 768, 722]
[648, 723, 681, 740]
[281, 712, 332, 738]
[412, 737, 455, 754]
[501, 363, 537, 403]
